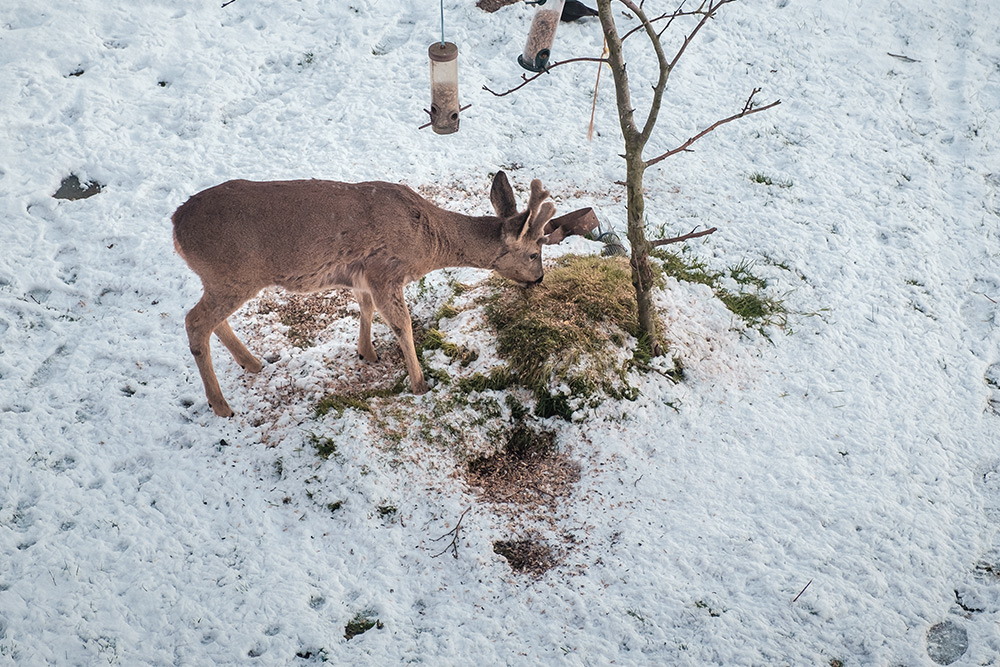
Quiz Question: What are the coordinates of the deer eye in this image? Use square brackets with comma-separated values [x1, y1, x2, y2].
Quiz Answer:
[529, 253, 539, 261]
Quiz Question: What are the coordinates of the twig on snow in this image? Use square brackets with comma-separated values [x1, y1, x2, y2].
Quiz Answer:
[792, 579, 813, 603]
[430, 506, 472, 559]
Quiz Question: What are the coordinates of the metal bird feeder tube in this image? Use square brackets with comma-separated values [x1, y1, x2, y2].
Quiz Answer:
[518, 0, 566, 72]
[428, 41, 460, 135]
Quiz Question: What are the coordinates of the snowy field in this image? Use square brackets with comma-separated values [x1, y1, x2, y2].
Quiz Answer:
[2, 0, 1000, 664]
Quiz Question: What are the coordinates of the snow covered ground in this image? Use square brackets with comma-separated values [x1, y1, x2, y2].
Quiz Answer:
[2, 0, 999, 663]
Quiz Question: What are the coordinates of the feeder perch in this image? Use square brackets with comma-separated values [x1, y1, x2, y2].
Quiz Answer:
[428, 42, 460, 134]
[518, 0, 566, 72]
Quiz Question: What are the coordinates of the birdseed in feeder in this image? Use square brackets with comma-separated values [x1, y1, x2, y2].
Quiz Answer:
[519, 0, 566, 72]
[428, 42, 460, 134]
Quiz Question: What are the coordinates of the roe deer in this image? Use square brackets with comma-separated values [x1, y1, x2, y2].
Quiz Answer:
[172, 171, 599, 417]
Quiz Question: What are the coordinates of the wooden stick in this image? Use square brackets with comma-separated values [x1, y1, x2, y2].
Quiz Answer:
[588, 39, 608, 141]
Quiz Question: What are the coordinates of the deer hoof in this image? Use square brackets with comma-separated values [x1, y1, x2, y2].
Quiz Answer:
[242, 359, 263, 373]
[210, 401, 235, 418]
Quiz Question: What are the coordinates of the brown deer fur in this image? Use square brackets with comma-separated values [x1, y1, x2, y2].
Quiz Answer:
[172, 171, 597, 417]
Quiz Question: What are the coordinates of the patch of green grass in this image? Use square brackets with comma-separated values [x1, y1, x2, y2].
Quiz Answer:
[457, 367, 514, 393]
[653, 249, 788, 333]
[308, 432, 339, 459]
[728, 258, 768, 290]
[344, 613, 382, 640]
[470, 254, 684, 418]
[651, 249, 717, 288]
[750, 172, 793, 188]
[422, 328, 479, 366]
[435, 303, 460, 321]
[313, 386, 402, 418]
[376, 504, 398, 519]
[718, 291, 788, 329]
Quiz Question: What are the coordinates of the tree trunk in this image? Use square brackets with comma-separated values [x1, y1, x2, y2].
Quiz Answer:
[624, 150, 662, 356]
[597, 0, 663, 357]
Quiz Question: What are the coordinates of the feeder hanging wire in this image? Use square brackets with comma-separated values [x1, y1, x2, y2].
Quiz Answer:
[440, 0, 445, 46]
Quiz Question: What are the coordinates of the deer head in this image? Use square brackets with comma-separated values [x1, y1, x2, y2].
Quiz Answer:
[487, 171, 598, 286]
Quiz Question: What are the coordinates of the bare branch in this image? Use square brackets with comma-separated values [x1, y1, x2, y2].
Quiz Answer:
[615, 0, 671, 146]
[645, 90, 781, 168]
[430, 507, 472, 559]
[597, 0, 641, 141]
[651, 226, 717, 247]
[621, 2, 708, 42]
[221, 0, 238, 7]
[482, 58, 608, 97]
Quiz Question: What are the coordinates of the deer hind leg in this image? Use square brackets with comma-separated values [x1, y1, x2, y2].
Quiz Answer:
[214, 319, 263, 373]
[353, 289, 378, 363]
[371, 286, 428, 394]
[185, 292, 252, 417]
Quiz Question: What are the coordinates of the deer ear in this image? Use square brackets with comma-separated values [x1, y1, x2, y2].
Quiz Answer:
[490, 171, 518, 218]
[543, 207, 600, 245]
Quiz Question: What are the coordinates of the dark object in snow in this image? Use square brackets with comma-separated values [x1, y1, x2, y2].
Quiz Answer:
[561, 0, 598, 21]
[344, 614, 382, 640]
[597, 230, 628, 257]
[54, 174, 103, 200]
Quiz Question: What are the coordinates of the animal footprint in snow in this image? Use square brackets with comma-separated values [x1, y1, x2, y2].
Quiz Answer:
[372, 18, 414, 55]
[926, 620, 968, 665]
[986, 363, 1000, 414]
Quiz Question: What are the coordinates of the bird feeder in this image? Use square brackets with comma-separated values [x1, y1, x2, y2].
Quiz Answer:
[518, 0, 567, 72]
[428, 41, 460, 134]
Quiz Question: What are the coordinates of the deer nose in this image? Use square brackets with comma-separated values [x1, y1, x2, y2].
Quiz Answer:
[528, 276, 543, 287]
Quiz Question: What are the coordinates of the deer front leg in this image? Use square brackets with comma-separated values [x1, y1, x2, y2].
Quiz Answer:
[186, 295, 242, 417]
[371, 286, 428, 394]
[353, 289, 378, 362]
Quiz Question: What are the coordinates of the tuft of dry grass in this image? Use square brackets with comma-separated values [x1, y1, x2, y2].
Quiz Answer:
[482, 254, 640, 395]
